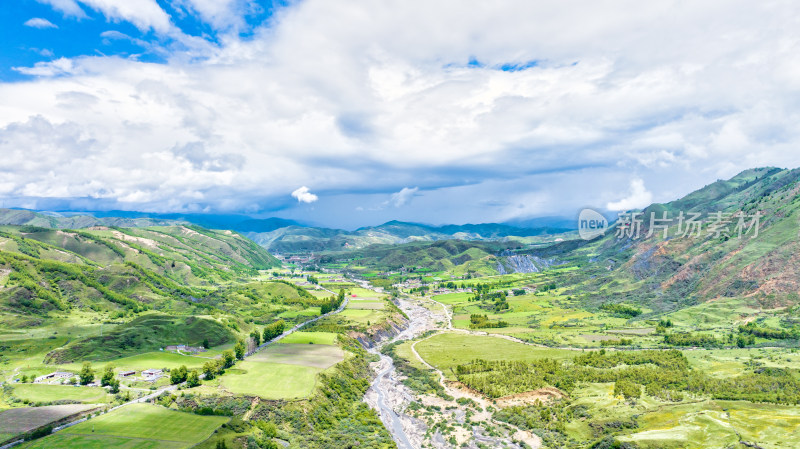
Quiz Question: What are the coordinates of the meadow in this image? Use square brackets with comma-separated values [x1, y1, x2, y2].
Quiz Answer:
[20, 403, 229, 449]
[10, 384, 112, 405]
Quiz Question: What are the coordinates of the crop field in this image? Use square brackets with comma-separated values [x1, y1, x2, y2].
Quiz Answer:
[278, 331, 338, 345]
[10, 384, 112, 404]
[248, 343, 345, 369]
[338, 308, 385, 324]
[346, 299, 385, 310]
[0, 404, 100, 442]
[414, 332, 576, 377]
[217, 361, 319, 399]
[21, 403, 229, 449]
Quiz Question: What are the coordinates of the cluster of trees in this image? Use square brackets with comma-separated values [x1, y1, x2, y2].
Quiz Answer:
[469, 290, 510, 312]
[599, 338, 633, 347]
[169, 365, 200, 387]
[202, 349, 237, 380]
[457, 349, 800, 405]
[539, 282, 557, 292]
[739, 322, 798, 340]
[320, 290, 346, 314]
[599, 303, 642, 318]
[662, 332, 720, 347]
[469, 314, 509, 329]
[263, 320, 286, 343]
[100, 365, 120, 393]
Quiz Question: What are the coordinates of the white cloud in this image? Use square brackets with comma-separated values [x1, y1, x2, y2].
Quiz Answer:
[3, 0, 800, 222]
[291, 186, 318, 204]
[36, 0, 86, 18]
[387, 187, 418, 208]
[37, 0, 172, 33]
[13, 57, 76, 76]
[174, 0, 243, 31]
[606, 178, 654, 211]
[24, 18, 58, 29]
[79, 0, 172, 33]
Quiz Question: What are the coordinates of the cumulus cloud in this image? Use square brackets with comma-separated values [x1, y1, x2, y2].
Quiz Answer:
[3, 0, 800, 223]
[606, 178, 654, 211]
[24, 18, 58, 29]
[387, 187, 419, 208]
[291, 186, 318, 204]
[77, 0, 172, 33]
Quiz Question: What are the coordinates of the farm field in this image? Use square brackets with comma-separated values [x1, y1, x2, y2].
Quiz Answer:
[0, 404, 100, 443]
[9, 384, 112, 405]
[217, 361, 320, 399]
[247, 343, 345, 369]
[278, 331, 338, 345]
[413, 332, 576, 377]
[20, 403, 228, 449]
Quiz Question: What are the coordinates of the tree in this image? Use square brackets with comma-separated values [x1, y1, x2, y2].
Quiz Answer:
[215, 440, 227, 449]
[221, 350, 236, 369]
[79, 362, 95, 385]
[20, 374, 28, 383]
[203, 360, 219, 380]
[234, 339, 246, 360]
[262, 320, 285, 342]
[250, 330, 262, 346]
[109, 378, 120, 394]
[202, 338, 210, 349]
[100, 365, 115, 387]
[186, 370, 200, 387]
[170, 365, 188, 384]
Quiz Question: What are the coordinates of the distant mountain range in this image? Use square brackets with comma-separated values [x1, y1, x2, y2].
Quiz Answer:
[245, 220, 572, 253]
[0, 209, 574, 253]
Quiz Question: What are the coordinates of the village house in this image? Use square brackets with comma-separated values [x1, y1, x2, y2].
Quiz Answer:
[118, 370, 136, 378]
[142, 369, 163, 381]
[34, 371, 73, 383]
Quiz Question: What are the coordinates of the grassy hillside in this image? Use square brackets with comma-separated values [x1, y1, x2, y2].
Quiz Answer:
[0, 225, 280, 320]
[248, 220, 569, 253]
[521, 167, 800, 313]
[322, 239, 519, 275]
[44, 314, 234, 363]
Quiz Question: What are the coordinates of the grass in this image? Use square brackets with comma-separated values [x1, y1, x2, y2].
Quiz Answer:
[217, 361, 320, 399]
[346, 300, 385, 310]
[21, 403, 228, 449]
[45, 314, 234, 364]
[414, 332, 576, 378]
[55, 351, 208, 374]
[11, 384, 112, 404]
[338, 308, 385, 324]
[247, 343, 345, 369]
[618, 400, 800, 449]
[0, 404, 100, 440]
[278, 331, 338, 345]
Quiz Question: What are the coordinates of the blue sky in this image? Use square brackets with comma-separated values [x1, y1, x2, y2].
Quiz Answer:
[1, 1, 799, 228]
[0, 1, 283, 81]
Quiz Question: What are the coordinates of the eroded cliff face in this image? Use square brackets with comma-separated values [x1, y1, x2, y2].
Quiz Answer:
[350, 309, 409, 348]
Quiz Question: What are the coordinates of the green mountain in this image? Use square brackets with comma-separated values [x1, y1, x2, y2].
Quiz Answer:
[0, 209, 183, 229]
[528, 166, 800, 311]
[0, 224, 280, 321]
[248, 220, 569, 254]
